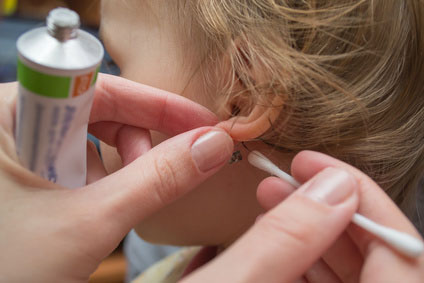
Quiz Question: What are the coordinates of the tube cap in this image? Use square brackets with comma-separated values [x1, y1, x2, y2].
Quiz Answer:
[47, 7, 80, 41]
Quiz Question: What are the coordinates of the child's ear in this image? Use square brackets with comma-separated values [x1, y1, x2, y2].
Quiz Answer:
[216, 40, 284, 141]
[217, 96, 283, 141]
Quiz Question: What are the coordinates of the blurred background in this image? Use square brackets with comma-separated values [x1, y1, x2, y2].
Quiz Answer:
[0, 0, 119, 83]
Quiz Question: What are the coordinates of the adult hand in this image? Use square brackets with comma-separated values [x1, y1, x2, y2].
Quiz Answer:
[183, 151, 424, 283]
[0, 74, 234, 283]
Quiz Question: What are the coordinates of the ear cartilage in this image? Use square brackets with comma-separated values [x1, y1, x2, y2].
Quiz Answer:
[248, 151, 424, 258]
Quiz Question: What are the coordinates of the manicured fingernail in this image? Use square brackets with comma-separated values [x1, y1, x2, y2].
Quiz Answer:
[191, 131, 234, 173]
[300, 167, 357, 205]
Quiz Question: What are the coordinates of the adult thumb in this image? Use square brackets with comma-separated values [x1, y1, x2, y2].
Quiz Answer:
[81, 127, 233, 234]
[183, 167, 359, 283]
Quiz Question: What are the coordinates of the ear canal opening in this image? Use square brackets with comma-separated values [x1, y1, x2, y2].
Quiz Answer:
[231, 104, 241, 117]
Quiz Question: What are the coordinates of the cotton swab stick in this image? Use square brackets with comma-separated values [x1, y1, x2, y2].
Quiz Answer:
[248, 150, 424, 258]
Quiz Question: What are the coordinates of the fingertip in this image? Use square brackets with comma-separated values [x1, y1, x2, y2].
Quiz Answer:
[191, 128, 234, 173]
[116, 125, 152, 166]
[86, 140, 107, 184]
[298, 167, 359, 208]
[291, 151, 339, 183]
[257, 177, 296, 210]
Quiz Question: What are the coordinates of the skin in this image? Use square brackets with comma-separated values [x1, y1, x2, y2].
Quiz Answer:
[100, 0, 285, 246]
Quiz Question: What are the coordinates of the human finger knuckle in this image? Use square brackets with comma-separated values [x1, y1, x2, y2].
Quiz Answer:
[151, 156, 179, 205]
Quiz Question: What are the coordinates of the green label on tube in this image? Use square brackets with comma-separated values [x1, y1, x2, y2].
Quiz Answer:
[91, 65, 100, 86]
[17, 59, 71, 98]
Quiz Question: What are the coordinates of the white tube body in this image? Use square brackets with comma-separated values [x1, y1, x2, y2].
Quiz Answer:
[15, 66, 97, 188]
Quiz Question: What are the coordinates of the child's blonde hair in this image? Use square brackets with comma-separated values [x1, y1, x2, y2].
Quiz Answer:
[162, 1, 424, 214]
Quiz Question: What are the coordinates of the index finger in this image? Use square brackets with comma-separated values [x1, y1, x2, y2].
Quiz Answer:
[89, 74, 218, 136]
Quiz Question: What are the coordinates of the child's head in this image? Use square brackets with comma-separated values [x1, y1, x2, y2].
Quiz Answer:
[100, 0, 424, 245]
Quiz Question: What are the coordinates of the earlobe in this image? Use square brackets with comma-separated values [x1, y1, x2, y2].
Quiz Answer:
[216, 97, 283, 141]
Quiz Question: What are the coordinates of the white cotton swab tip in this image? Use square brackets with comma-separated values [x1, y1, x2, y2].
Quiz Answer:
[247, 151, 300, 188]
[248, 150, 424, 258]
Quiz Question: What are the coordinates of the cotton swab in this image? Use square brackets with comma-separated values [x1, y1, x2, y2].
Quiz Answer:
[248, 150, 424, 258]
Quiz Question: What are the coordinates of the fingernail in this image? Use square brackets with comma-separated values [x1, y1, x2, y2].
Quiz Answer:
[191, 131, 234, 173]
[299, 167, 357, 205]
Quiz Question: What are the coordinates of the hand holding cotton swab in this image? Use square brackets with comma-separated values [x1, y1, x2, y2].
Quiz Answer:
[248, 150, 424, 258]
